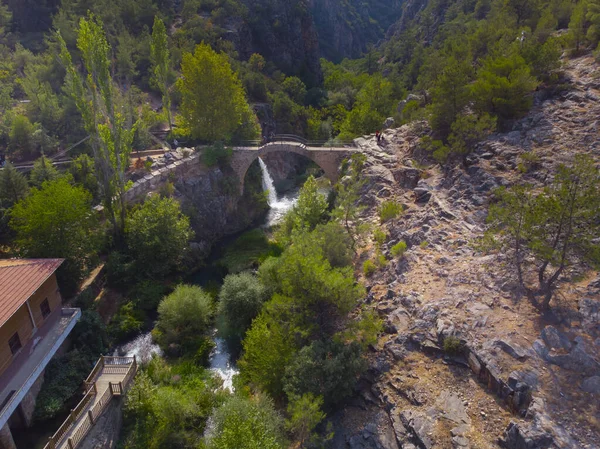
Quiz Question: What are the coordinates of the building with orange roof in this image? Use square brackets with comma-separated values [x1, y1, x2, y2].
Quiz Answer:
[0, 259, 81, 449]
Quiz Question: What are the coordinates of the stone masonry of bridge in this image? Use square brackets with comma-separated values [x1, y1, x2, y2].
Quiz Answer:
[230, 142, 356, 195]
[124, 141, 356, 202]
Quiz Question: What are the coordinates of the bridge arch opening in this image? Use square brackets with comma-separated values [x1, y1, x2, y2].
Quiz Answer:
[232, 141, 352, 196]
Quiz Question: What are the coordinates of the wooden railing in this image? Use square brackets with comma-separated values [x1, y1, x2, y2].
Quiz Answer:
[44, 356, 137, 449]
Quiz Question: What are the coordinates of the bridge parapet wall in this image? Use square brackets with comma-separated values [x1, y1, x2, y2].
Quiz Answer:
[124, 142, 356, 201]
[124, 152, 200, 203]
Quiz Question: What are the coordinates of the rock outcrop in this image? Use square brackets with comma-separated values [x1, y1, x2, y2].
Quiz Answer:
[328, 55, 600, 449]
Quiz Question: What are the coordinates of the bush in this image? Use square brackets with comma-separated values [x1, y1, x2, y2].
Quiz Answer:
[207, 395, 286, 449]
[379, 200, 403, 223]
[443, 336, 463, 355]
[391, 241, 407, 258]
[34, 350, 94, 421]
[155, 284, 214, 355]
[129, 280, 169, 312]
[194, 336, 216, 366]
[376, 251, 388, 268]
[108, 302, 145, 343]
[203, 141, 233, 167]
[363, 259, 377, 277]
[373, 229, 387, 248]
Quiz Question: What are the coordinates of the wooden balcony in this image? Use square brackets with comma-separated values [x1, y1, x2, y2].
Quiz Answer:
[44, 356, 137, 449]
[0, 308, 81, 430]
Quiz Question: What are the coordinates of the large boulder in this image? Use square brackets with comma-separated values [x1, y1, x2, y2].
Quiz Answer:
[581, 376, 600, 394]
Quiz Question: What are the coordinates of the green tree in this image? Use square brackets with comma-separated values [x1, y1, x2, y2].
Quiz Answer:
[207, 395, 286, 449]
[177, 43, 259, 142]
[218, 272, 267, 350]
[282, 76, 307, 104]
[69, 154, 98, 198]
[568, 1, 589, 53]
[59, 14, 138, 239]
[239, 309, 297, 398]
[0, 162, 29, 205]
[445, 113, 497, 165]
[150, 16, 172, 131]
[0, 163, 29, 240]
[486, 155, 600, 309]
[332, 153, 369, 252]
[286, 393, 326, 448]
[283, 339, 366, 408]
[587, 0, 600, 46]
[429, 56, 473, 136]
[125, 195, 193, 278]
[293, 175, 328, 231]
[471, 54, 539, 123]
[10, 177, 98, 295]
[29, 154, 59, 188]
[155, 284, 214, 352]
[9, 115, 35, 157]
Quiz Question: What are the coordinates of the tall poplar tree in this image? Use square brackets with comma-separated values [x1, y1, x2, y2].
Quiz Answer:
[150, 16, 172, 131]
[58, 14, 137, 239]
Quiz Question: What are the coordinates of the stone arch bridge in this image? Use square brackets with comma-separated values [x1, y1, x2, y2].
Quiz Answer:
[231, 139, 357, 194]
[123, 137, 357, 202]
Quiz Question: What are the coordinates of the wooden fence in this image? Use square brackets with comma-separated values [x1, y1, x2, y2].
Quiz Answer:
[44, 356, 137, 449]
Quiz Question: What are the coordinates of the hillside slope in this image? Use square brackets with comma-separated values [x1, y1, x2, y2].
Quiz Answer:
[330, 54, 600, 449]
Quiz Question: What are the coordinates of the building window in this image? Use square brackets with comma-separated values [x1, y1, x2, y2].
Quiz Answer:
[40, 298, 51, 319]
[9, 332, 22, 355]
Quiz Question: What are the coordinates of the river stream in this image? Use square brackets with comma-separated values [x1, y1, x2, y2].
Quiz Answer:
[114, 158, 298, 391]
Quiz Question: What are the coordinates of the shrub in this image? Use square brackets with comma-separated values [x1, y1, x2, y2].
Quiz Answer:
[129, 280, 169, 312]
[376, 251, 388, 268]
[379, 200, 403, 223]
[443, 336, 463, 355]
[109, 302, 145, 343]
[373, 229, 387, 248]
[207, 394, 287, 449]
[363, 259, 377, 277]
[193, 336, 216, 366]
[203, 141, 233, 167]
[391, 241, 407, 258]
[420, 240, 429, 249]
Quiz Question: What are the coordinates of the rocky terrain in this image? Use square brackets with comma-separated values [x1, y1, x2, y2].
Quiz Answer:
[329, 55, 600, 449]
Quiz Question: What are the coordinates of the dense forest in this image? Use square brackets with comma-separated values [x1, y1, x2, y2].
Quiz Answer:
[0, 0, 599, 448]
[1, 0, 599, 165]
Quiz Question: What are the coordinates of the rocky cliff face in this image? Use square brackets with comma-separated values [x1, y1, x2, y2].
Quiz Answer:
[126, 150, 268, 258]
[308, 0, 404, 61]
[240, 0, 323, 86]
[328, 55, 600, 449]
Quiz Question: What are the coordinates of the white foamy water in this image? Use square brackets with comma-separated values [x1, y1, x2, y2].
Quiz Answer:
[113, 332, 162, 364]
[258, 157, 298, 227]
[209, 336, 238, 392]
